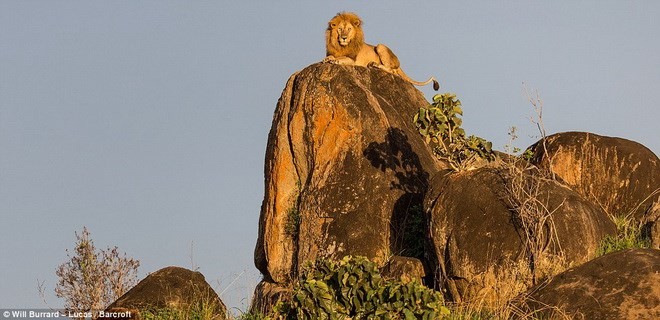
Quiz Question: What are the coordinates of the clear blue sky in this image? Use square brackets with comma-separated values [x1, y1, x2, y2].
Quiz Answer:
[1, 1, 658, 315]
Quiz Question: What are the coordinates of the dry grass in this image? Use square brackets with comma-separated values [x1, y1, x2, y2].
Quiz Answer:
[138, 284, 226, 320]
[503, 162, 567, 285]
[438, 257, 572, 320]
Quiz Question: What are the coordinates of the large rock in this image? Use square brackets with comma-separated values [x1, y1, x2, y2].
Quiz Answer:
[521, 249, 660, 319]
[425, 167, 615, 304]
[529, 132, 660, 220]
[254, 63, 443, 286]
[249, 281, 291, 316]
[105, 266, 227, 319]
[252, 63, 443, 314]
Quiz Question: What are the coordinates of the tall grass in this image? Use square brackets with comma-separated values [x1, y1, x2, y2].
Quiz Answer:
[597, 215, 651, 256]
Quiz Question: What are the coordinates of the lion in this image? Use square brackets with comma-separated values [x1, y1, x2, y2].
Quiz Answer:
[323, 12, 439, 91]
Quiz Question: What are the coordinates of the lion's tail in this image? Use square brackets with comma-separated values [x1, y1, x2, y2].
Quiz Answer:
[397, 69, 440, 91]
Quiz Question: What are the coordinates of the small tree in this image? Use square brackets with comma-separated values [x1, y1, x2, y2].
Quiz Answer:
[414, 93, 495, 171]
[55, 227, 140, 316]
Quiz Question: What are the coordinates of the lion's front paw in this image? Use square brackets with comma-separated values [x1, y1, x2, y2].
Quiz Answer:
[323, 56, 339, 64]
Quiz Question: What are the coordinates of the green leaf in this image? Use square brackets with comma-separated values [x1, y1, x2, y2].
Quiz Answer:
[439, 306, 451, 315]
[352, 295, 362, 309]
[403, 308, 415, 320]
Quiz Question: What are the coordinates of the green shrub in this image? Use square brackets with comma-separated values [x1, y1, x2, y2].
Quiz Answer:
[275, 256, 449, 319]
[414, 93, 495, 171]
[597, 215, 650, 256]
[284, 206, 301, 238]
[284, 180, 302, 239]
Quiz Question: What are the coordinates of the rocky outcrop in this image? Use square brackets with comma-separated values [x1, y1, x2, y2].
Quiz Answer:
[520, 249, 660, 319]
[643, 200, 660, 249]
[253, 57, 660, 319]
[249, 281, 292, 316]
[529, 132, 660, 220]
[252, 62, 443, 310]
[425, 167, 616, 304]
[105, 266, 226, 319]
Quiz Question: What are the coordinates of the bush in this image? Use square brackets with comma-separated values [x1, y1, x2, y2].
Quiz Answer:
[275, 256, 449, 319]
[54, 227, 140, 315]
[414, 93, 495, 171]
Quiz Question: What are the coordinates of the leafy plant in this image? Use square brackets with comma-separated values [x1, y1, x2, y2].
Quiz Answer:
[284, 206, 301, 238]
[414, 93, 495, 171]
[275, 256, 449, 319]
[284, 180, 303, 239]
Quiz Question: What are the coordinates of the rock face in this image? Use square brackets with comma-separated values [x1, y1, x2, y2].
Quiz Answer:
[106, 266, 227, 319]
[380, 256, 427, 284]
[425, 167, 615, 304]
[249, 281, 292, 316]
[252, 63, 442, 311]
[252, 61, 660, 317]
[529, 132, 660, 220]
[643, 200, 660, 249]
[521, 249, 660, 319]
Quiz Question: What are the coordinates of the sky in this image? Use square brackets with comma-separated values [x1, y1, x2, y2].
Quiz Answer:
[1, 1, 658, 315]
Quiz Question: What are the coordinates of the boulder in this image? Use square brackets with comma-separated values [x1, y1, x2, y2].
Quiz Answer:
[105, 266, 227, 319]
[528, 132, 660, 221]
[521, 249, 660, 319]
[249, 281, 291, 317]
[425, 167, 615, 304]
[643, 200, 660, 249]
[254, 62, 443, 287]
[380, 256, 427, 284]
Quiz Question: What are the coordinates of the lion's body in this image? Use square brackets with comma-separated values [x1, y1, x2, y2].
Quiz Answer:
[324, 12, 438, 90]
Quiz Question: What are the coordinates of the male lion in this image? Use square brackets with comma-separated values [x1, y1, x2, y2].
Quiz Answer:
[324, 12, 439, 91]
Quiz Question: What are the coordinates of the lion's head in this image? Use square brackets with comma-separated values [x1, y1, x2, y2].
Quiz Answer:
[326, 12, 365, 60]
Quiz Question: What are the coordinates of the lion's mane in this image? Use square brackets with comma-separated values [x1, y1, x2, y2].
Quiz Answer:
[325, 12, 365, 61]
